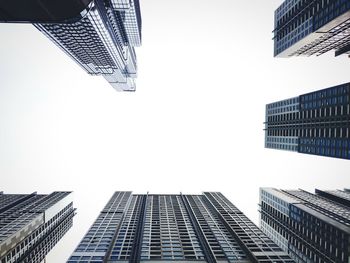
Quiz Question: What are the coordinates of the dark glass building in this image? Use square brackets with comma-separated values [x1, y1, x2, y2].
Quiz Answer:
[259, 188, 350, 263]
[0, 0, 142, 91]
[274, 0, 350, 57]
[0, 191, 76, 263]
[265, 82, 350, 160]
[68, 191, 295, 263]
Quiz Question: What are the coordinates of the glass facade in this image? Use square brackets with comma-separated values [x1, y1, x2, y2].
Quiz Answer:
[260, 188, 350, 263]
[34, 0, 142, 91]
[265, 82, 350, 160]
[68, 191, 295, 263]
[274, 0, 350, 57]
[0, 191, 75, 263]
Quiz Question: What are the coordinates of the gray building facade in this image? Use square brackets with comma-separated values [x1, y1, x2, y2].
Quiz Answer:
[0, 191, 75, 263]
[274, 0, 350, 57]
[260, 188, 350, 263]
[265, 82, 350, 160]
[68, 191, 294, 263]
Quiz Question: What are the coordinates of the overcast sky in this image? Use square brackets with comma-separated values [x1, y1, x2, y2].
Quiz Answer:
[0, 0, 350, 262]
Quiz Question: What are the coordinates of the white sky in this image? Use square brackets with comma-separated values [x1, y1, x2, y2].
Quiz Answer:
[0, 0, 350, 262]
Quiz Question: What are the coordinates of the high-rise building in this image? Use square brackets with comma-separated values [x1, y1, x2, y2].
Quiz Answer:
[274, 0, 350, 57]
[265, 82, 350, 160]
[0, 0, 142, 91]
[68, 191, 295, 263]
[0, 191, 76, 263]
[259, 188, 350, 263]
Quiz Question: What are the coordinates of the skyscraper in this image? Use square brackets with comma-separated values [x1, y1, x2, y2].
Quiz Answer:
[68, 191, 295, 263]
[259, 188, 350, 263]
[0, 0, 142, 91]
[0, 191, 76, 263]
[274, 0, 350, 57]
[265, 82, 350, 160]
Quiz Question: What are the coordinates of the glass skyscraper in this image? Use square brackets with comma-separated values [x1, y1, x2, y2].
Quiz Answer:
[0, 191, 75, 263]
[259, 188, 350, 263]
[68, 191, 295, 263]
[0, 0, 142, 91]
[274, 0, 350, 57]
[265, 82, 350, 160]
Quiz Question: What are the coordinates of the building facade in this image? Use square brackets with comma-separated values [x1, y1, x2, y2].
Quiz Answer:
[0, 0, 142, 91]
[259, 188, 350, 263]
[68, 191, 295, 263]
[265, 82, 350, 160]
[0, 191, 76, 263]
[274, 0, 350, 57]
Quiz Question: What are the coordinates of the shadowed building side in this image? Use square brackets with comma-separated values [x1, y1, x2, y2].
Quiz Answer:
[0, 0, 93, 23]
